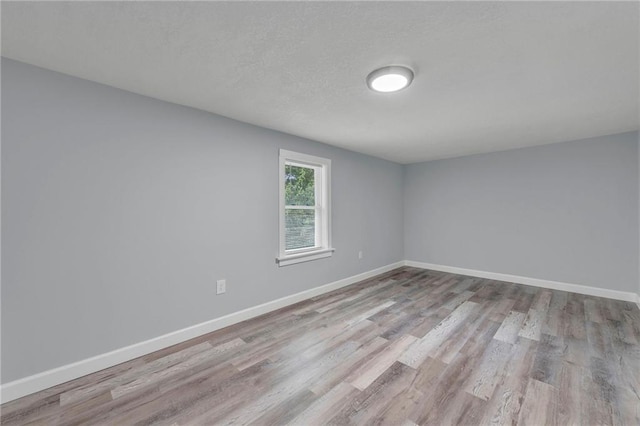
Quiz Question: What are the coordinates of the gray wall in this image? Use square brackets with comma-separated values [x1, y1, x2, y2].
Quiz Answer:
[3, 57, 638, 385]
[1, 59, 404, 383]
[405, 131, 639, 293]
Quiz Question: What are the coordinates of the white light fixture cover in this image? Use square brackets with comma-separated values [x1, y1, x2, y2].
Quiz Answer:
[367, 66, 414, 93]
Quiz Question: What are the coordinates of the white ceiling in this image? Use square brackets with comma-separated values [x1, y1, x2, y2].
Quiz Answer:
[2, 1, 638, 164]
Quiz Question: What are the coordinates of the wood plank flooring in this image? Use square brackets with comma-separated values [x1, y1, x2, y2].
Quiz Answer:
[2, 267, 639, 425]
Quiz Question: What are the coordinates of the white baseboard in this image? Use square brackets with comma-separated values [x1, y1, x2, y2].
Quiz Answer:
[0, 261, 404, 404]
[3, 259, 636, 404]
[405, 260, 639, 303]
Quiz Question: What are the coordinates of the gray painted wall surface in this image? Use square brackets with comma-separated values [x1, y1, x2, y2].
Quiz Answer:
[3, 57, 638, 385]
[405, 131, 639, 293]
[1, 59, 404, 383]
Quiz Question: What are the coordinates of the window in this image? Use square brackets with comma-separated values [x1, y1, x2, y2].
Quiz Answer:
[277, 149, 333, 266]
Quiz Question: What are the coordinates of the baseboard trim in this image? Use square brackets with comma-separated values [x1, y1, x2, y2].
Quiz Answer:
[405, 260, 639, 303]
[3, 260, 635, 403]
[0, 261, 404, 404]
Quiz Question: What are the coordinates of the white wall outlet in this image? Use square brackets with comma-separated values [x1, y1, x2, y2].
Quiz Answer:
[216, 279, 226, 295]
[358, 251, 363, 259]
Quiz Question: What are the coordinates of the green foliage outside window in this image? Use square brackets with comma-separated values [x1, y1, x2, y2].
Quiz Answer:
[285, 164, 315, 206]
[285, 164, 316, 249]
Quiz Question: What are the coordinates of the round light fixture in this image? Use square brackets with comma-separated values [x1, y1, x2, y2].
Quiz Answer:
[367, 65, 414, 93]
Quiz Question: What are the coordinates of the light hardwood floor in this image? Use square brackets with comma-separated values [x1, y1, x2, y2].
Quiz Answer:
[2, 267, 639, 425]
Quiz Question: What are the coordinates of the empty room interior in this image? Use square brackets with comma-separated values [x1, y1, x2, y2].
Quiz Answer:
[1, 1, 640, 425]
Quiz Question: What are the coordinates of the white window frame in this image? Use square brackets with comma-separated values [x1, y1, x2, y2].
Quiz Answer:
[277, 149, 333, 266]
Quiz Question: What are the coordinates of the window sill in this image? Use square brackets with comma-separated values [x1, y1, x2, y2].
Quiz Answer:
[276, 248, 335, 267]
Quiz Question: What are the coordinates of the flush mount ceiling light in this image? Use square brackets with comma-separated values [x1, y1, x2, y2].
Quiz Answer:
[367, 65, 414, 93]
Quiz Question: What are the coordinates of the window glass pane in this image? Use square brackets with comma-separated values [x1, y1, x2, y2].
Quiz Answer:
[285, 164, 315, 206]
[285, 209, 315, 250]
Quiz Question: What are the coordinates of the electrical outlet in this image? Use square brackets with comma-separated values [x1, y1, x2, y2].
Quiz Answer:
[216, 279, 226, 295]
[358, 251, 363, 259]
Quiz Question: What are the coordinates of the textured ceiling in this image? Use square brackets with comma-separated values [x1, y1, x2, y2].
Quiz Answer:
[2, 1, 638, 163]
